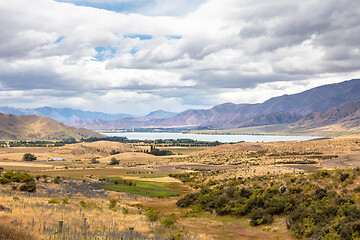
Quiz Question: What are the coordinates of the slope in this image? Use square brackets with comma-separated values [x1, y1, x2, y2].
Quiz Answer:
[0, 113, 104, 140]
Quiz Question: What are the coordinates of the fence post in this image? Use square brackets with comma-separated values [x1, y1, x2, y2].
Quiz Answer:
[129, 227, 134, 240]
[83, 217, 87, 237]
[58, 220, 63, 233]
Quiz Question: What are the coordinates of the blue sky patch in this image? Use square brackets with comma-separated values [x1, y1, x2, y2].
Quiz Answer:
[55, 0, 144, 14]
[130, 48, 139, 55]
[94, 46, 117, 61]
[125, 34, 152, 40]
[54, 0, 205, 16]
[54, 36, 66, 44]
[167, 35, 182, 40]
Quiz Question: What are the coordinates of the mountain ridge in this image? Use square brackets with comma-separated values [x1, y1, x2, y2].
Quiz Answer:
[66, 79, 360, 130]
[0, 106, 131, 122]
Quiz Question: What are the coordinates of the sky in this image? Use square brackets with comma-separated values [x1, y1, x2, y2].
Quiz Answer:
[0, 0, 359, 115]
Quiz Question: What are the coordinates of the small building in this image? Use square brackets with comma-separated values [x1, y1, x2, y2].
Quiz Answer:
[50, 157, 65, 161]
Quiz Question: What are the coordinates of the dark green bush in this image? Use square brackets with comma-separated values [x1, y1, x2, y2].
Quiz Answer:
[19, 181, 36, 192]
[249, 207, 273, 226]
[22, 153, 36, 161]
[109, 157, 120, 165]
[176, 168, 360, 238]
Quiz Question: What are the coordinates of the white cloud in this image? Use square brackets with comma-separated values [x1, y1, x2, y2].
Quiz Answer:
[0, 0, 359, 114]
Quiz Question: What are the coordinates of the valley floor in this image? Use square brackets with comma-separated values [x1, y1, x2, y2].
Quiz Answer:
[1, 135, 360, 239]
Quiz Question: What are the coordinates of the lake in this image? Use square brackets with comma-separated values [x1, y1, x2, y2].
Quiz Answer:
[103, 132, 321, 143]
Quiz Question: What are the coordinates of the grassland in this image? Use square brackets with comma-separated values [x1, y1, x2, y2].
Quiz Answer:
[1, 135, 360, 239]
[191, 124, 360, 137]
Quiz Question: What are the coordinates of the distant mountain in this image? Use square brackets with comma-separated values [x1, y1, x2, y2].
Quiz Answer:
[0, 113, 104, 140]
[0, 106, 131, 122]
[67, 79, 360, 130]
[146, 110, 177, 119]
[293, 98, 360, 130]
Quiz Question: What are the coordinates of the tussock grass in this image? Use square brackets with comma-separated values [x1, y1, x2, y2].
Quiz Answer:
[0, 224, 37, 240]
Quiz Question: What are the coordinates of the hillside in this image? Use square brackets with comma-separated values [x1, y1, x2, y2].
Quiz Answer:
[0, 113, 104, 140]
[67, 79, 360, 130]
[293, 98, 360, 130]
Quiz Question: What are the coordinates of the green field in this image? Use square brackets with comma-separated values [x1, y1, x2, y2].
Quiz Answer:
[102, 177, 180, 198]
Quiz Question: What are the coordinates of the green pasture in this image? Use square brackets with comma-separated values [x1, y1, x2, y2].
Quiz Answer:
[102, 177, 180, 198]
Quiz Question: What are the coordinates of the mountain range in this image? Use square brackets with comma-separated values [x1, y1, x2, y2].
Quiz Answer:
[66, 79, 360, 131]
[1, 79, 359, 134]
[0, 106, 131, 122]
[0, 107, 179, 123]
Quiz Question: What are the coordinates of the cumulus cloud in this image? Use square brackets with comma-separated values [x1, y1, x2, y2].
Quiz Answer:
[0, 0, 359, 114]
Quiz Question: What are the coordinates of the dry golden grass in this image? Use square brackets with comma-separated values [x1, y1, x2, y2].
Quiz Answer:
[0, 141, 140, 163]
[0, 180, 156, 240]
[0, 161, 51, 168]
[177, 136, 360, 169]
[2, 136, 360, 239]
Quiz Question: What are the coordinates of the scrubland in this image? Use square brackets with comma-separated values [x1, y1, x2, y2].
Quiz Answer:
[1, 135, 360, 239]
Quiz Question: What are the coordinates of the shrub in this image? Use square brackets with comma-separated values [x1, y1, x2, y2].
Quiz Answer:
[53, 176, 61, 184]
[19, 181, 36, 192]
[146, 209, 160, 222]
[340, 173, 350, 182]
[249, 207, 273, 226]
[1, 171, 34, 184]
[109, 157, 119, 165]
[22, 153, 36, 161]
[122, 207, 129, 214]
[48, 198, 60, 204]
[109, 199, 117, 209]
[161, 214, 176, 228]
[79, 200, 101, 209]
[91, 158, 100, 164]
[176, 193, 199, 208]
[110, 150, 120, 155]
[0, 177, 11, 184]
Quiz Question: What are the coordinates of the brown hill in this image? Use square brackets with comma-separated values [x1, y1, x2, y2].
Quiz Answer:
[0, 113, 104, 140]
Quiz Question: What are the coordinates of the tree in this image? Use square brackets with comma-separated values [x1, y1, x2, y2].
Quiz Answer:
[62, 136, 77, 143]
[109, 157, 119, 165]
[91, 158, 100, 164]
[22, 153, 36, 161]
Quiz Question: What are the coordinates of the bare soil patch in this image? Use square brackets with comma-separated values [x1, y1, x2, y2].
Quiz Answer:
[320, 154, 360, 168]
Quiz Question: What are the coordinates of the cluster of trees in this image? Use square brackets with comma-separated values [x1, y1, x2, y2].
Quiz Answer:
[99, 178, 136, 186]
[176, 168, 360, 239]
[1, 137, 77, 148]
[146, 145, 174, 156]
[81, 136, 222, 147]
[22, 153, 37, 161]
[0, 170, 36, 192]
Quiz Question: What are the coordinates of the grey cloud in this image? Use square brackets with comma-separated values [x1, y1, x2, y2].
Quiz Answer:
[1, 0, 360, 114]
[239, 24, 267, 39]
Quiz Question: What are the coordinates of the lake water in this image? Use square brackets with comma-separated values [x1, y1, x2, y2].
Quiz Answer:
[103, 132, 321, 143]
